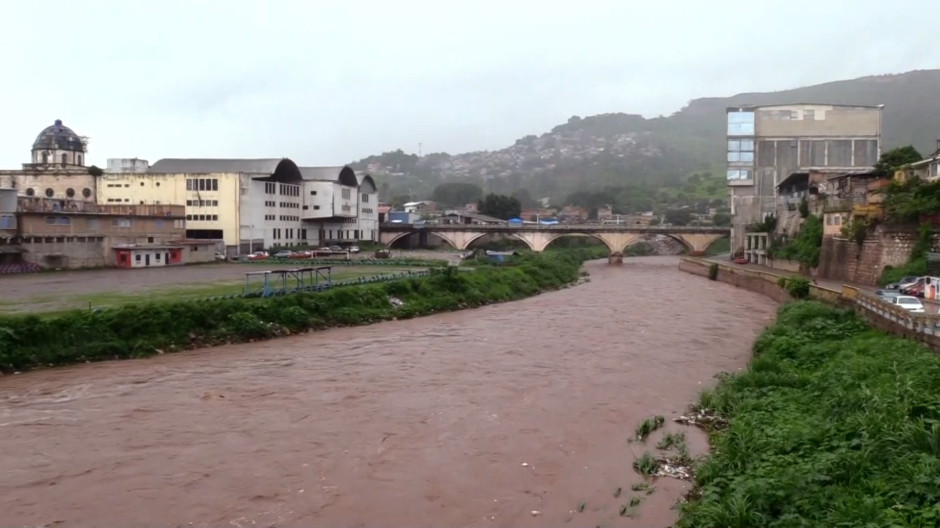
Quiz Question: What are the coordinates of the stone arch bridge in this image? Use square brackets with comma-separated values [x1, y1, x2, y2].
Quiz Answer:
[380, 223, 729, 262]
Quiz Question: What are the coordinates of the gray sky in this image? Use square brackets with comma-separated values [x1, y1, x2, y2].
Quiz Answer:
[0, 0, 936, 169]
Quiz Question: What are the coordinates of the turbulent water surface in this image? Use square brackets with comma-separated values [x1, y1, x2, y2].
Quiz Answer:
[0, 257, 777, 528]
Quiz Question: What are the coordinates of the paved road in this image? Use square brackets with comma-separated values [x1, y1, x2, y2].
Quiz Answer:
[702, 256, 940, 315]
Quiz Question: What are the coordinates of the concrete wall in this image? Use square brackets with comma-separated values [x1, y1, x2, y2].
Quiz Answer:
[0, 170, 97, 201]
[681, 257, 940, 350]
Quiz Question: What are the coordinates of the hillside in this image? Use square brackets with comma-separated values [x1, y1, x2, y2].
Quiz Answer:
[353, 69, 940, 209]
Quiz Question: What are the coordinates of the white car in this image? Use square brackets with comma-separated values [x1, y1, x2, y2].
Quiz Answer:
[893, 295, 925, 313]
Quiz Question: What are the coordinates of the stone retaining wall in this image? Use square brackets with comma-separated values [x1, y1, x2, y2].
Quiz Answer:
[680, 257, 940, 349]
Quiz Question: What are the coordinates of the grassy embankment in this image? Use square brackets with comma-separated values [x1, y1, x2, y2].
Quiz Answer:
[0, 247, 607, 373]
[674, 301, 940, 527]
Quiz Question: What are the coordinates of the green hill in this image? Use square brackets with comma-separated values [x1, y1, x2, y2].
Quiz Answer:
[354, 69, 940, 209]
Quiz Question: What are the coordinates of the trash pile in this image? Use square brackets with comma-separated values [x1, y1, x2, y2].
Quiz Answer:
[674, 408, 728, 430]
[654, 456, 693, 481]
[388, 296, 404, 308]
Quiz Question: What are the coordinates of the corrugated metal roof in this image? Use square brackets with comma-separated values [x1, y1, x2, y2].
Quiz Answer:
[149, 158, 293, 174]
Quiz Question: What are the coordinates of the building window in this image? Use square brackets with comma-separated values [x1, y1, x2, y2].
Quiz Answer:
[41, 152, 49, 164]
[727, 111, 755, 136]
[135, 254, 141, 262]
[78, 155, 82, 165]
[45, 188, 54, 198]
[726, 169, 753, 181]
[342, 188, 352, 199]
[45, 216, 71, 225]
[66, 188, 75, 198]
[362, 193, 369, 203]
[113, 217, 133, 227]
[61, 153, 68, 165]
[804, 109, 815, 120]
[314, 205, 320, 210]
[83, 188, 91, 198]
[727, 139, 755, 163]
[310, 190, 317, 195]
[26, 188, 34, 196]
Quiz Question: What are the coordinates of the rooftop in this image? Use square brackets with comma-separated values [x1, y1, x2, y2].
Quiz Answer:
[32, 119, 86, 153]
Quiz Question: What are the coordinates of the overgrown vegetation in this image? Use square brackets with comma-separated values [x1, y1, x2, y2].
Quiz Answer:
[776, 276, 811, 299]
[677, 301, 940, 528]
[748, 214, 777, 234]
[633, 415, 666, 441]
[772, 215, 823, 268]
[0, 249, 603, 373]
[841, 216, 873, 246]
[882, 176, 940, 223]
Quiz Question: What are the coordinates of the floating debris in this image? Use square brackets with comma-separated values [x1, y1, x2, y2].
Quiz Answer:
[388, 296, 404, 308]
[674, 408, 728, 430]
[654, 456, 693, 481]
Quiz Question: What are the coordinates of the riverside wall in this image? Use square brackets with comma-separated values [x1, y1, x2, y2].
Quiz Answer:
[679, 257, 940, 349]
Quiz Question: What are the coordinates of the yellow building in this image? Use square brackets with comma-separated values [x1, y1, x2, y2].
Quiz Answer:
[98, 159, 378, 255]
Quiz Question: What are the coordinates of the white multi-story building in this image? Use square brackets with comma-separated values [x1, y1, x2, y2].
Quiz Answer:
[96, 159, 378, 255]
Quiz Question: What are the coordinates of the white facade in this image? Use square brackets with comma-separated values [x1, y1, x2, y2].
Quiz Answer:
[106, 158, 150, 173]
[297, 166, 378, 246]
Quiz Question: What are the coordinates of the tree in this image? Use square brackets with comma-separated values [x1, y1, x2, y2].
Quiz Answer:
[712, 212, 731, 227]
[874, 145, 923, 175]
[477, 193, 522, 220]
[87, 165, 104, 177]
[431, 182, 483, 208]
[664, 208, 693, 226]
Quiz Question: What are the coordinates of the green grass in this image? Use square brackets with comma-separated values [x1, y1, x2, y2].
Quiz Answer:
[0, 267, 421, 315]
[676, 301, 940, 528]
[0, 248, 605, 373]
[634, 415, 666, 441]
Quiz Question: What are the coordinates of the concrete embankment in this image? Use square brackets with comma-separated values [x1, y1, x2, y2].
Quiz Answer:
[679, 256, 940, 350]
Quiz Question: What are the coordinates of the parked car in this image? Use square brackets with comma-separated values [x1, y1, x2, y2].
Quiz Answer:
[348, 245, 360, 254]
[246, 251, 269, 261]
[214, 252, 228, 261]
[885, 276, 919, 290]
[876, 289, 902, 302]
[273, 250, 293, 259]
[893, 295, 926, 313]
[328, 245, 343, 253]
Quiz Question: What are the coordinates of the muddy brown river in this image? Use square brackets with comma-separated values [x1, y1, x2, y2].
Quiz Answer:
[0, 257, 777, 528]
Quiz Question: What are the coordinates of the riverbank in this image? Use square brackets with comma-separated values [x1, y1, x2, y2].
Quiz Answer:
[675, 260, 940, 526]
[675, 301, 940, 527]
[0, 247, 606, 373]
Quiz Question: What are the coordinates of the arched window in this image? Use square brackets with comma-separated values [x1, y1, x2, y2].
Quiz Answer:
[82, 188, 92, 198]
[66, 188, 75, 198]
[45, 188, 54, 198]
[26, 188, 35, 196]
[61, 153, 68, 165]
[41, 152, 48, 164]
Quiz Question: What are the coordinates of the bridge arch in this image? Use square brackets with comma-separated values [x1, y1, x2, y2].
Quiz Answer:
[384, 230, 462, 251]
[538, 233, 613, 253]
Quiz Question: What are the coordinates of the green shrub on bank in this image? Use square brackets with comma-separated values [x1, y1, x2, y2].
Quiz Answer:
[677, 301, 940, 528]
[0, 248, 603, 373]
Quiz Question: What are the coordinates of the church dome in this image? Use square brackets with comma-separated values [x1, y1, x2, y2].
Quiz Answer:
[32, 119, 86, 152]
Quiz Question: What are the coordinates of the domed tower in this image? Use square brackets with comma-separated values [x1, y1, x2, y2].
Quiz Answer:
[31, 119, 87, 168]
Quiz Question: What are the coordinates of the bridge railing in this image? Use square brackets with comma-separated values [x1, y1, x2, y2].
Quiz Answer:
[379, 222, 729, 232]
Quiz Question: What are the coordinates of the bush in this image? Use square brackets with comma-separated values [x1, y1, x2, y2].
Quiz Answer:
[785, 277, 811, 299]
[774, 215, 823, 268]
[708, 263, 719, 281]
[677, 301, 940, 528]
[0, 249, 603, 373]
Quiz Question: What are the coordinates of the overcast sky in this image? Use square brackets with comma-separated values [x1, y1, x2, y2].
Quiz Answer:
[0, 0, 936, 169]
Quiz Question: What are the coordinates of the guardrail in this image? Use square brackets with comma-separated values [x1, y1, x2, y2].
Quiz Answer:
[237, 257, 448, 267]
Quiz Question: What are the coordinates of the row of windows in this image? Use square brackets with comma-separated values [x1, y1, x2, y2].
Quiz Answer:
[25, 187, 93, 199]
[38, 152, 82, 166]
[279, 215, 299, 222]
[262, 182, 301, 196]
[271, 228, 308, 240]
[187, 214, 219, 221]
[106, 182, 164, 188]
[187, 199, 219, 207]
[186, 178, 219, 191]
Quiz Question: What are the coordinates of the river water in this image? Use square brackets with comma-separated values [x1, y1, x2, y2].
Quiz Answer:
[0, 257, 777, 528]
